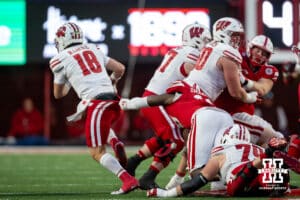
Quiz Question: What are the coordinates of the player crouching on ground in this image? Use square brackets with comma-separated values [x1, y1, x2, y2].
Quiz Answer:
[147, 124, 290, 197]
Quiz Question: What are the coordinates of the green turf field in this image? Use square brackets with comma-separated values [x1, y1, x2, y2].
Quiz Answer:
[0, 147, 299, 200]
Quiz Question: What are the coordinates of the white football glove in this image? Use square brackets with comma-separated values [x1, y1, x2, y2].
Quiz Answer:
[244, 91, 258, 103]
[119, 97, 149, 110]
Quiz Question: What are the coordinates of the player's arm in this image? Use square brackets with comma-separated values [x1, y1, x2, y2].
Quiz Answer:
[119, 93, 177, 110]
[49, 59, 71, 99]
[251, 78, 273, 96]
[240, 74, 274, 96]
[53, 82, 71, 99]
[220, 57, 257, 103]
[182, 62, 195, 76]
[147, 154, 224, 197]
[105, 58, 125, 84]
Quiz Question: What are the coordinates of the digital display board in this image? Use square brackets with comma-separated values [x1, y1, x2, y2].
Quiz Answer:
[27, 0, 230, 64]
[0, 0, 26, 65]
[257, 0, 297, 49]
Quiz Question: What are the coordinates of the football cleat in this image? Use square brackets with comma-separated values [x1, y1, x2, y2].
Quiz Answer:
[165, 174, 185, 189]
[111, 177, 139, 195]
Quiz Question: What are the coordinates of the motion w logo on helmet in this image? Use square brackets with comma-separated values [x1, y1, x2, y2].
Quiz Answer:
[189, 27, 204, 38]
[215, 21, 231, 31]
[56, 26, 66, 37]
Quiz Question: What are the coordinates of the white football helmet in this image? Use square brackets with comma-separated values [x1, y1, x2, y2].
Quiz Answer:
[213, 17, 244, 49]
[54, 22, 84, 52]
[182, 23, 212, 50]
[247, 35, 273, 64]
[220, 124, 251, 145]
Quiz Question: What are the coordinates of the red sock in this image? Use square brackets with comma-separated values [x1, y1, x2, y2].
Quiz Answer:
[150, 165, 160, 173]
[119, 170, 132, 182]
[176, 170, 186, 177]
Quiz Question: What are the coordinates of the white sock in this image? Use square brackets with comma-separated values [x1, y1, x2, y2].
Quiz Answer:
[99, 153, 123, 175]
[106, 129, 117, 144]
[166, 187, 178, 197]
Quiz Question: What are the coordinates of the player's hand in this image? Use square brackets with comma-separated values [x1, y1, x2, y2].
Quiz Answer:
[268, 137, 288, 150]
[119, 98, 131, 110]
[265, 137, 288, 157]
[119, 97, 148, 110]
[244, 91, 258, 103]
[118, 98, 140, 110]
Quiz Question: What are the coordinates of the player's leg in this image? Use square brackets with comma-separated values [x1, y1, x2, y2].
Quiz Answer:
[233, 112, 284, 146]
[85, 101, 138, 194]
[139, 139, 184, 189]
[165, 147, 188, 189]
[187, 107, 234, 172]
[126, 106, 181, 176]
[107, 129, 127, 168]
[226, 162, 259, 196]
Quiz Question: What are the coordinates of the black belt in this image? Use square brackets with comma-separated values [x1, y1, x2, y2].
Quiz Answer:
[94, 93, 118, 100]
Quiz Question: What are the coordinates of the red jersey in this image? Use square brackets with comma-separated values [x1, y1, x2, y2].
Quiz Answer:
[215, 54, 279, 115]
[8, 108, 44, 137]
[165, 81, 214, 128]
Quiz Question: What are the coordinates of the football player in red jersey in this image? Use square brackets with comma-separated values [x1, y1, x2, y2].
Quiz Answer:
[165, 35, 286, 190]
[121, 17, 259, 189]
[124, 23, 212, 190]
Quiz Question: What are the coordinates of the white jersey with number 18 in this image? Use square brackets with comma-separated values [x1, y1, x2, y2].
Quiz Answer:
[49, 43, 114, 99]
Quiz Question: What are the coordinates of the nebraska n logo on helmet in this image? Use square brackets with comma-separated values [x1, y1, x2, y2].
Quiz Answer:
[54, 22, 84, 52]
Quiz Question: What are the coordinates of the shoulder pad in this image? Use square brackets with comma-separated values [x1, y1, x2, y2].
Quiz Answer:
[49, 56, 64, 73]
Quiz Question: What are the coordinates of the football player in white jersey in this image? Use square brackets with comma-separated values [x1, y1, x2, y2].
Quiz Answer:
[147, 125, 289, 197]
[165, 35, 284, 190]
[124, 23, 212, 189]
[120, 17, 259, 189]
[49, 22, 138, 195]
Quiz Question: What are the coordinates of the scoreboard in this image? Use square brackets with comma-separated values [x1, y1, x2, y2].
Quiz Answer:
[248, 0, 299, 63]
[1, 0, 299, 65]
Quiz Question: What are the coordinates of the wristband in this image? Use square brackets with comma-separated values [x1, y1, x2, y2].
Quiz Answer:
[242, 79, 254, 90]
[133, 97, 149, 109]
